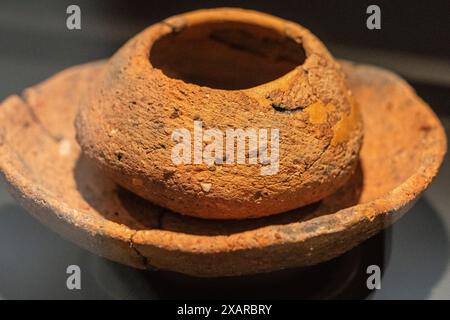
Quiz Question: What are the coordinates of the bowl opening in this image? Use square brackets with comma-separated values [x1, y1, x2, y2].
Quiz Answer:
[150, 21, 306, 90]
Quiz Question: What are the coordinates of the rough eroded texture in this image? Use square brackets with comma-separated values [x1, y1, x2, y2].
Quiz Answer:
[76, 8, 364, 219]
[0, 61, 446, 276]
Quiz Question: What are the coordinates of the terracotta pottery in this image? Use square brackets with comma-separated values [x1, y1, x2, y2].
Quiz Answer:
[76, 8, 364, 219]
[0, 59, 446, 276]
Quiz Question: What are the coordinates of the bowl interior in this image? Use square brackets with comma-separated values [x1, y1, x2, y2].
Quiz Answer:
[150, 21, 306, 90]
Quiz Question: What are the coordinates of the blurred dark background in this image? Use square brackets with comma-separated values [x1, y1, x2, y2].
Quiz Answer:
[1, 0, 449, 114]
